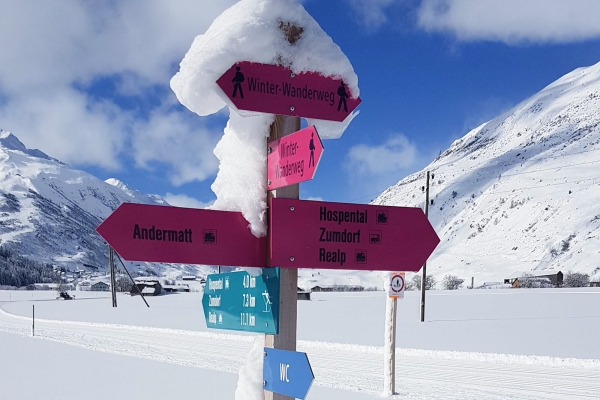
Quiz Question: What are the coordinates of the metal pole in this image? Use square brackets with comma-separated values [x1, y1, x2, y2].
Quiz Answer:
[420, 171, 430, 322]
[113, 251, 150, 308]
[32, 304, 35, 337]
[109, 247, 117, 307]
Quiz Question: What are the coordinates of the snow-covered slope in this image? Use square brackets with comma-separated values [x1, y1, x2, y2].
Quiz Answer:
[375, 61, 600, 284]
[0, 130, 170, 272]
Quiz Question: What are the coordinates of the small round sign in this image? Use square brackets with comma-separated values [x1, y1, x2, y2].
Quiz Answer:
[390, 274, 404, 293]
[388, 273, 405, 298]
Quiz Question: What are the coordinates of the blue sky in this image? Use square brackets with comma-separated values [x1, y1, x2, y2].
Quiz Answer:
[1, 0, 600, 207]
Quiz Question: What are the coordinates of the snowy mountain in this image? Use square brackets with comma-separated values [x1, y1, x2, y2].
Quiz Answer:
[374, 61, 600, 285]
[0, 130, 190, 275]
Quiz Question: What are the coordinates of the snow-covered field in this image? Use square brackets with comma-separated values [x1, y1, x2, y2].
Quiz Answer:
[1, 288, 600, 399]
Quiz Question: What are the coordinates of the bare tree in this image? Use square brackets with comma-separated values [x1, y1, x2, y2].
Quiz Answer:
[564, 272, 590, 287]
[115, 275, 132, 292]
[411, 274, 436, 290]
[442, 275, 464, 290]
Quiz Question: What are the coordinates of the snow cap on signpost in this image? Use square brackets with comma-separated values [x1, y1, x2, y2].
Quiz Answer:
[171, 0, 360, 135]
[170, 0, 361, 238]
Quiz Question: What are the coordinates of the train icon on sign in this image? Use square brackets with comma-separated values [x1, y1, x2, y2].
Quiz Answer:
[355, 250, 367, 263]
[376, 210, 388, 224]
[203, 229, 217, 245]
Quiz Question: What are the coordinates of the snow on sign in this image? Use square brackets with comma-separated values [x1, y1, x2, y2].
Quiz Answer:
[270, 198, 440, 272]
[388, 273, 405, 299]
[96, 203, 266, 267]
[216, 62, 361, 122]
[267, 125, 324, 190]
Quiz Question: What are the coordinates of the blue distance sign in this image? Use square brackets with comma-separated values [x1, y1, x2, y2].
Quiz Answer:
[263, 348, 314, 400]
[202, 268, 280, 334]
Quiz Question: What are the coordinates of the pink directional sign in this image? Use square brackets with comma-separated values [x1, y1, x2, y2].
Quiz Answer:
[217, 62, 361, 122]
[96, 203, 266, 267]
[267, 126, 324, 190]
[270, 198, 440, 272]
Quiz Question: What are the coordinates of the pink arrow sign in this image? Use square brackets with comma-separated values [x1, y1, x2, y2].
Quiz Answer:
[217, 62, 361, 122]
[267, 125, 324, 190]
[96, 203, 266, 267]
[270, 198, 440, 272]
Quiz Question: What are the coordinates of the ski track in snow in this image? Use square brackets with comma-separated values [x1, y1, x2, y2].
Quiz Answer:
[1, 308, 600, 399]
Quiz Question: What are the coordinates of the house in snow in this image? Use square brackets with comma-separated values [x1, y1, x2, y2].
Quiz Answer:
[131, 278, 162, 296]
[91, 281, 110, 292]
[504, 271, 563, 288]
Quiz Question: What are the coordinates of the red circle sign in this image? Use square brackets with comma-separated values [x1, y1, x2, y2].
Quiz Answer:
[390, 274, 405, 293]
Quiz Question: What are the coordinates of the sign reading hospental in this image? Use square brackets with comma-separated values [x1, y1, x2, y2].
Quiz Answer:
[267, 125, 324, 191]
[217, 62, 361, 122]
[96, 203, 266, 267]
[202, 268, 280, 334]
[263, 348, 314, 400]
[270, 198, 440, 272]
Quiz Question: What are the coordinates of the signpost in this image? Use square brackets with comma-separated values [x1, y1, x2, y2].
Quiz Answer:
[270, 198, 440, 272]
[202, 268, 280, 334]
[96, 203, 266, 267]
[217, 61, 361, 122]
[94, 10, 443, 400]
[267, 125, 324, 190]
[263, 348, 314, 400]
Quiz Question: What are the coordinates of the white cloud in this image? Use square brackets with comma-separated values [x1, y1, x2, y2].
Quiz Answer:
[164, 193, 213, 209]
[345, 134, 420, 196]
[346, 0, 397, 28]
[305, 196, 324, 201]
[0, 0, 235, 170]
[0, 88, 129, 169]
[131, 100, 221, 186]
[418, 0, 600, 44]
[346, 134, 418, 174]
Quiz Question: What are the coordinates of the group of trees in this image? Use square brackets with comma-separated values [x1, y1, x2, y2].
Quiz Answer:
[406, 274, 437, 291]
[406, 274, 466, 290]
[405, 270, 597, 291]
[0, 246, 55, 288]
[563, 272, 591, 287]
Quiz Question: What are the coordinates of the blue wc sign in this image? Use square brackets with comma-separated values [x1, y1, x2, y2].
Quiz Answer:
[263, 348, 314, 399]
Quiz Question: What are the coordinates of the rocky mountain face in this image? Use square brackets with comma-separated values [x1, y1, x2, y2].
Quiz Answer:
[0, 130, 170, 274]
[374, 61, 600, 284]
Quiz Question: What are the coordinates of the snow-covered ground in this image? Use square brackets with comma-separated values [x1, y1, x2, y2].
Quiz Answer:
[1, 289, 600, 399]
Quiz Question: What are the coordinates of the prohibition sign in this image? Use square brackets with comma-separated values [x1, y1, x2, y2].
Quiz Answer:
[390, 273, 405, 295]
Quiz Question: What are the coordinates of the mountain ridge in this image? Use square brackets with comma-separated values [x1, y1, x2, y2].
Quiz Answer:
[374, 60, 600, 284]
[0, 130, 206, 277]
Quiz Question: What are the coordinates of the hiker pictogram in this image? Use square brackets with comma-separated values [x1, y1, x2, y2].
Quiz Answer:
[337, 81, 348, 112]
[308, 132, 315, 168]
[232, 66, 245, 99]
